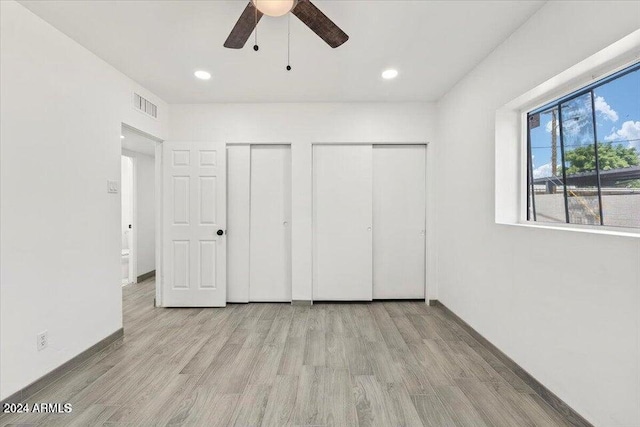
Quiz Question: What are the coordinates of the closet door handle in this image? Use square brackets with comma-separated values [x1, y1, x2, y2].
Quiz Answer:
[217, 229, 224, 236]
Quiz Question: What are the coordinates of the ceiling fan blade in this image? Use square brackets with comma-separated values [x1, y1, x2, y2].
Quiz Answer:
[224, 2, 263, 49]
[291, 0, 349, 48]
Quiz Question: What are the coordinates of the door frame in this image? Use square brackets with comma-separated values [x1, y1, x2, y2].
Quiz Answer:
[154, 139, 162, 306]
[120, 123, 164, 303]
[311, 142, 431, 303]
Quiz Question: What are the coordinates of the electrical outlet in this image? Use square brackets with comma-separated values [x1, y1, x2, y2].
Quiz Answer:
[37, 331, 48, 351]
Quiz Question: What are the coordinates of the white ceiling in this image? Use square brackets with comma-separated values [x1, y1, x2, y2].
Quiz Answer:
[121, 127, 156, 156]
[19, 0, 544, 103]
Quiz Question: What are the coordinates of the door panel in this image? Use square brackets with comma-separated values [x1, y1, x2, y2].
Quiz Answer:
[199, 241, 216, 288]
[226, 146, 251, 303]
[249, 145, 292, 301]
[373, 145, 426, 299]
[313, 144, 373, 301]
[172, 240, 189, 288]
[199, 177, 217, 224]
[162, 141, 226, 307]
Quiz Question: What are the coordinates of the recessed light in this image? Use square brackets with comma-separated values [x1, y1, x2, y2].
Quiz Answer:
[194, 70, 212, 80]
[382, 69, 398, 80]
[120, 135, 125, 139]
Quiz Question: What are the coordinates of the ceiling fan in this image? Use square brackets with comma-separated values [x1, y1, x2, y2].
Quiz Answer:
[224, 0, 349, 50]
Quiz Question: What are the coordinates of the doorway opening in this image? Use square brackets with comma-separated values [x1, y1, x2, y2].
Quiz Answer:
[121, 154, 134, 285]
[120, 124, 159, 288]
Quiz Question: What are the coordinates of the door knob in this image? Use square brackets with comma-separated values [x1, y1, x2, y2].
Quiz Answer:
[217, 229, 224, 236]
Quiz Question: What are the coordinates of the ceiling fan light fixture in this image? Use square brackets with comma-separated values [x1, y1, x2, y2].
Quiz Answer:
[252, 0, 295, 17]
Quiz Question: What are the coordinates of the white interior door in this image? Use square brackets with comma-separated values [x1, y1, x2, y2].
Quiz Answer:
[313, 144, 373, 301]
[227, 145, 251, 303]
[249, 145, 291, 301]
[373, 145, 426, 299]
[162, 141, 226, 307]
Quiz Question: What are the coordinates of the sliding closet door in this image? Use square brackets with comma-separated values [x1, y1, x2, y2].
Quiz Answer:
[249, 145, 292, 301]
[373, 145, 426, 299]
[227, 145, 251, 303]
[313, 145, 373, 301]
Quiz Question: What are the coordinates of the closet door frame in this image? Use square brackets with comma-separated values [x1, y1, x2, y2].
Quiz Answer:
[311, 142, 431, 303]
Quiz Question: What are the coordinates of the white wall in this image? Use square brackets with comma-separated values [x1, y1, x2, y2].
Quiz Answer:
[435, 2, 640, 426]
[0, 0, 167, 400]
[169, 103, 437, 301]
[122, 149, 156, 277]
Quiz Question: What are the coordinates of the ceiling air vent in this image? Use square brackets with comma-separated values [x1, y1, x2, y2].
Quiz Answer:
[133, 93, 158, 119]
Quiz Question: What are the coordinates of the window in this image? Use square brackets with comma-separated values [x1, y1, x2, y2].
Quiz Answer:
[527, 62, 640, 229]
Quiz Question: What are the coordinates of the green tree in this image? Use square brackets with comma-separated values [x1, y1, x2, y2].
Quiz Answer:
[564, 143, 640, 175]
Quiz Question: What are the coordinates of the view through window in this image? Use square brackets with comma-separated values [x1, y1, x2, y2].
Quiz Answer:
[527, 63, 640, 229]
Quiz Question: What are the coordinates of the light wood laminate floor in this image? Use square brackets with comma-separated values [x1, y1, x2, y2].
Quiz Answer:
[1, 279, 575, 426]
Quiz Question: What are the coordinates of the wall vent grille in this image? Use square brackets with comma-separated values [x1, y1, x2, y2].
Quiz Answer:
[133, 93, 158, 119]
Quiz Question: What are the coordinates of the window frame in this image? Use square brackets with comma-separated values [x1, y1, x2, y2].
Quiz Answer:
[521, 61, 640, 232]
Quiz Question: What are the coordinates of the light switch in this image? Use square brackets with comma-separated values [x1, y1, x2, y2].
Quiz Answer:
[107, 180, 119, 194]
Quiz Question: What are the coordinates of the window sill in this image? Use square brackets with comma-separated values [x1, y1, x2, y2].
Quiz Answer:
[498, 221, 640, 239]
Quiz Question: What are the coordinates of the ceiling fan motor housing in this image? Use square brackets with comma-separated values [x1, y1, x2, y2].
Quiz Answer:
[251, 0, 295, 17]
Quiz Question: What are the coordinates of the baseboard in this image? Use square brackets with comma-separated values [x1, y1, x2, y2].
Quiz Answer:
[291, 300, 312, 306]
[430, 300, 592, 427]
[137, 270, 155, 282]
[0, 328, 124, 406]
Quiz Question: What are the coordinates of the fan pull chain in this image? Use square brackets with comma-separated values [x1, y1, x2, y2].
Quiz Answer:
[253, 5, 259, 51]
[286, 14, 292, 71]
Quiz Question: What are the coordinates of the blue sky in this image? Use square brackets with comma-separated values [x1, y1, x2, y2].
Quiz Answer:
[530, 65, 640, 178]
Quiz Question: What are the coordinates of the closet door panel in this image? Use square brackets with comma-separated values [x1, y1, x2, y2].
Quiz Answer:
[249, 145, 292, 301]
[313, 144, 373, 301]
[373, 145, 426, 299]
[227, 146, 251, 303]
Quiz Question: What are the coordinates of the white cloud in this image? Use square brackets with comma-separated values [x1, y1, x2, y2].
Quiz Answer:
[533, 163, 551, 178]
[605, 120, 640, 149]
[594, 96, 619, 122]
[532, 162, 562, 179]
